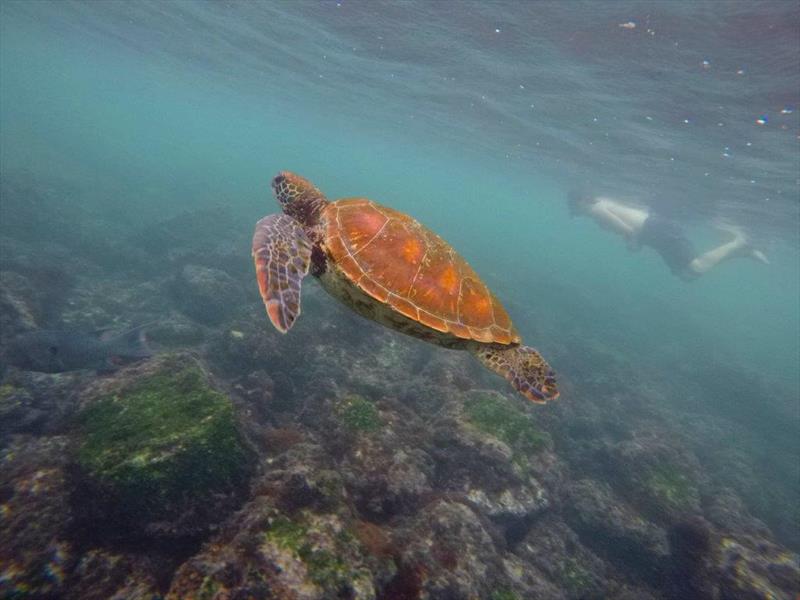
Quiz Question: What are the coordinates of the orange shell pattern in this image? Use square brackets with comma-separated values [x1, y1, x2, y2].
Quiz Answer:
[323, 198, 520, 345]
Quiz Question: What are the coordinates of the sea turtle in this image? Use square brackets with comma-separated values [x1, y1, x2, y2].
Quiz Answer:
[251, 172, 559, 403]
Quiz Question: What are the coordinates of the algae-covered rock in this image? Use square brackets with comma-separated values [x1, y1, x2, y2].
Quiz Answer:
[643, 463, 699, 513]
[431, 391, 556, 527]
[74, 355, 254, 539]
[463, 391, 552, 468]
[167, 500, 375, 600]
[335, 393, 382, 433]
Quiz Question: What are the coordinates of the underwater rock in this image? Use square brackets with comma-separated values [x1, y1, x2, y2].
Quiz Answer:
[512, 515, 649, 600]
[145, 309, 209, 348]
[63, 548, 160, 600]
[564, 478, 669, 582]
[0, 270, 40, 338]
[713, 534, 800, 600]
[0, 381, 42, 441]
[497, 555, 568, 600]
[703, 486, 773, 541]
[208, 316, 280, 375]
[431, 391, 556, 530]
[130, 205, 251, 276]
[167, 498, 375, 600]
[667, 515, 800, 600]
[0, 371, 82, 444]
[255, 441, 347, 514]
[302, 389, 437, 521]
[343, 431, 435, 521]
[0, 435, 75, 599]
[172, 263, 246, 325]
[388, 500, 505, 599]
[465, 482, 548, 526]
[610, 436, 703, 521]
[72, 354, 255, 541]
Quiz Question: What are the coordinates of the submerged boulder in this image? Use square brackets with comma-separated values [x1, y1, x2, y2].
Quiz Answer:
[0, 435, 75, 599]
[167, 500, 376, 600]
[172, 264, 246, 325]
[432, 391, 556, 530]
[72, 355, 255, 541]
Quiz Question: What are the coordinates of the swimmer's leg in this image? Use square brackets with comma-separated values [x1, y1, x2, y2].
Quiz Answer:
[689, 227, 768, 275]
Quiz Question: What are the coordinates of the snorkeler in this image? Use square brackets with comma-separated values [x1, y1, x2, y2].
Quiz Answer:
[568, 191, 769, 281]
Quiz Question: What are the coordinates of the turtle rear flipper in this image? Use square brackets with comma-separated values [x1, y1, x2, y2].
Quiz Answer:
[252, 214, 312, 333]
[474, 345, 559, 403]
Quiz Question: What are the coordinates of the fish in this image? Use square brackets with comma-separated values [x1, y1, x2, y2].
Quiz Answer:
[4, 324, 152, 373]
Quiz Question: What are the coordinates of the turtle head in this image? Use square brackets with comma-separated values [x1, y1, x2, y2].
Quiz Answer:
[271, 172, 328, 225]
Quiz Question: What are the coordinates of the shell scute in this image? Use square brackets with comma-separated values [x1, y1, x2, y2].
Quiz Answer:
[323, 198, 519, 345]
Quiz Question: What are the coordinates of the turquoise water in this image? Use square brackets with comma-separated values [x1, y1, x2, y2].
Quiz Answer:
[1, 0, 799, 586]
[3, 1, 797, 388]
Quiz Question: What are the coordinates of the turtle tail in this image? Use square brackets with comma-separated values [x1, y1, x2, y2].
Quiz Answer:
[473, 345, 559, 404]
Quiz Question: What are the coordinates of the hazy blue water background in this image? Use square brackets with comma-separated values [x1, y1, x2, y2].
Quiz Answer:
[1, 0, 798, 544]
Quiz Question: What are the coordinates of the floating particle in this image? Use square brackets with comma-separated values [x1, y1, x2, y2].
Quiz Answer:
[781, 106, 794, 114]
[592, 117, 598, 122]
[737, 69, 745, 75]
[717, 122, 724, 126]
[756, 115, 767, 125]
[619, 21, 636, 29]
[683, 118, 690, 124]
[645, 115, 653, 121]
[746, 141, 752, 146]
[495, 28, 501, 33]
[704, 172, 709, 176]
[647, 28, 655, 36]
[519, 84, 525, 89]
[750, 180, 756, 184]
[722, 152, 731, 157]
[702, 59, 711, 69]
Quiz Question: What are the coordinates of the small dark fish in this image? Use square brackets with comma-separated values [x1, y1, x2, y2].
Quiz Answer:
[5, 325, 152, 373]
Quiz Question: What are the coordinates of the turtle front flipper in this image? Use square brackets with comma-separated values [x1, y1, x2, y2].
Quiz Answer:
[252, 214, 312, 333]
[473, 345, 559, 404]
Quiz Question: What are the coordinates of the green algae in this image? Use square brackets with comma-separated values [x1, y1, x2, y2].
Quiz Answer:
[76, 360, 252, 518]
[557, 558, 592, 594]
[645, 465, 696, 510]
[197, 576, 222, 600]
[264, 514, 368, 590]
[464, 393, 551, 457]
[336, 394, 382, 432]
[490, 590, 519, 600]
[0, 382, 17, 401]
